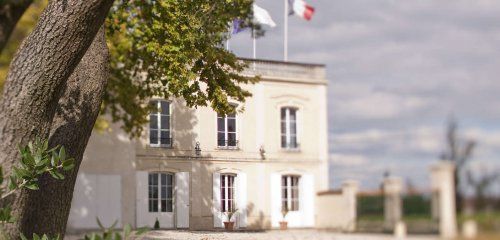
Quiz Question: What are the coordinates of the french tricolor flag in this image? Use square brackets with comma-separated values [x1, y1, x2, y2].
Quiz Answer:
[289, 0, 315, 21]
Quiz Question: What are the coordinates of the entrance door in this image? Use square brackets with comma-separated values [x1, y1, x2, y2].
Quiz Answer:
[136, 172, 175, 228]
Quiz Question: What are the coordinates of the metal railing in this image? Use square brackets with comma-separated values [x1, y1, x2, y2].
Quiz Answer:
[217, 139, 239, 149]
[150, 137, 173, 147]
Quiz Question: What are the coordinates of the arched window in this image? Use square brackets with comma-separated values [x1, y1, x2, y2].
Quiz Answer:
[148, 172, 174, 212]
[281, 175, 300, 211]
[281, 107, 298, 149]
[149, 100, 171, 147]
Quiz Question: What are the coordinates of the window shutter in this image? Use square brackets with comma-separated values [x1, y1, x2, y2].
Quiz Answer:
[212, 172, 223, 227]
[175, 172, 190, 228]
[136, 171, 149, 227]
[235, 172, 247, 228]
[299, 173, 315, 227]
[270, 173, 282, 228]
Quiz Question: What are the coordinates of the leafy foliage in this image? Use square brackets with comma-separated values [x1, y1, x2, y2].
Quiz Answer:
[224, 207, 238, 222]
[20, 233, 60, 240]
[83, 218, 148, 240]
[0, 138, 74, 239]
[104, 0, 260, 137]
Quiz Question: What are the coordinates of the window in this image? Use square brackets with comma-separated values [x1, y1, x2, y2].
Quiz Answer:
[220, 174, 235, 212]
[281, 175, 300, 211]
[150, 100, 171, 147]
[148, 173, 173, 212]
[217, 112, 237, 148]
[281, 107, 298, 149]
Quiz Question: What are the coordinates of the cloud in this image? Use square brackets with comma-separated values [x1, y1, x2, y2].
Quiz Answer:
[329, 153, 368, 166]
[233, 0, 500, 190]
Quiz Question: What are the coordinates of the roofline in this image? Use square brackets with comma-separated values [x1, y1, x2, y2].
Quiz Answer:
[238, 57, 326, 68]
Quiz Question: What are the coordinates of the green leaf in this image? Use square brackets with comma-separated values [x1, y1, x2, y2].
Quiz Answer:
[24, 182, 39, 190]
[9, 175, 18, 190]
[62, 158, 75, 171]
[20, 233, 29, 240]
[49, 170, 65, 180]
[114, 233, 122, 240]
[123, 224, 131, 238]
[59, 147, 66, 161]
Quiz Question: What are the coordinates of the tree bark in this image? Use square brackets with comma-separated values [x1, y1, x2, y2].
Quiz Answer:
[14, 26, 109, 238]
[0, 0, 33, 53]
[0, 0, 113, 237]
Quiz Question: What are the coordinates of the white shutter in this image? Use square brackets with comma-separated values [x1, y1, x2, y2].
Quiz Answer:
[212, 172, 223, 228]
[299, 173, 315, 227]
[175, 172, 190, 228]
[270, 173, 281, 228]
[136, 171, 149, 227]
[235, 172, 247, 228]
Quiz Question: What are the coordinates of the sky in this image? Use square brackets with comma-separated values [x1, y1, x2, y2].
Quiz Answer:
[230, 0, 500, 192]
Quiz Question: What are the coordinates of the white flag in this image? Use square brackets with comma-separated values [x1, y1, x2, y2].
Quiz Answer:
[253, 4, 276, 27]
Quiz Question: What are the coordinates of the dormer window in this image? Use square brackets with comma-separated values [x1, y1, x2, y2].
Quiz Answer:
[217, 111, 238, 148]
[281, 107, 298, 149]
[149, 100, 171, 147]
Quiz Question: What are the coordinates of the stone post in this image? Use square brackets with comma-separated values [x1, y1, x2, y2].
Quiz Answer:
[342, 180, 359, 232]
[383, 177, 403, 230]
[430, 161, 457, 239]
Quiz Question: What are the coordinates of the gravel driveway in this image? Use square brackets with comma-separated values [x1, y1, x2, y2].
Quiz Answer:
[142, 230, 439, 240]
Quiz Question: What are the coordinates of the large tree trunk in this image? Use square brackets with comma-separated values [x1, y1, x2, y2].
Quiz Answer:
[15, 26, 109, 237]
[0, 0, 33, 53]
[0, 0, 113, 237]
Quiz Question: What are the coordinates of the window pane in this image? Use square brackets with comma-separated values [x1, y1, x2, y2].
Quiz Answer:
[161, 199, 167, 212]
[281, 121, 286, 134]
[161, 174, 166, 185]
[150, 130, 158, 145]
[289, 109, 297, 121]
[167, 174, 173, 186]
[281, 136, 287, 148]
[227, 133, 236, 146]
[161, 115, 170, 130]
[150, 114, 158, 129]
[290, 122, 297, 134]
[217, 133, 225, 146]
[167, 186, 173, 198]
[152, 200, 158, 212]
[217, 116, 225, 131]
[281, 108, 286, 119]
[167, 200, 173, 212]
[160, 131, 170, 145]
[290, 137, 297, 148]
[161, 102, 169, 114]
[227, 118, 236, 132]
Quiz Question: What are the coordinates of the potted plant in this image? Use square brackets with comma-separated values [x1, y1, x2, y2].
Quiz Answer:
[223, 208, 238, 231]
[279, 206, 289, 230]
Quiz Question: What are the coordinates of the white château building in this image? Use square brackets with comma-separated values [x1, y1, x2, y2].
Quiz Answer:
[66, 58, 329, 231]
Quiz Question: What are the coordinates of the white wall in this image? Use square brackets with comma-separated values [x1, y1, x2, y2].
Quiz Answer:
[67, 174, 122, 229]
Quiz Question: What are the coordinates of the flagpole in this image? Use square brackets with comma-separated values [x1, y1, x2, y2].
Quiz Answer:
[252, 28, 257, 70]
[253, 29, 256, 59]
[284, 0, 288, 61]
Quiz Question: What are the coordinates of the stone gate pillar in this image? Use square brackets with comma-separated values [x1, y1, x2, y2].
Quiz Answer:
[383, 177, 403, 229]
[430, 161, 457, 239]
[342, 180, 359, 232]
